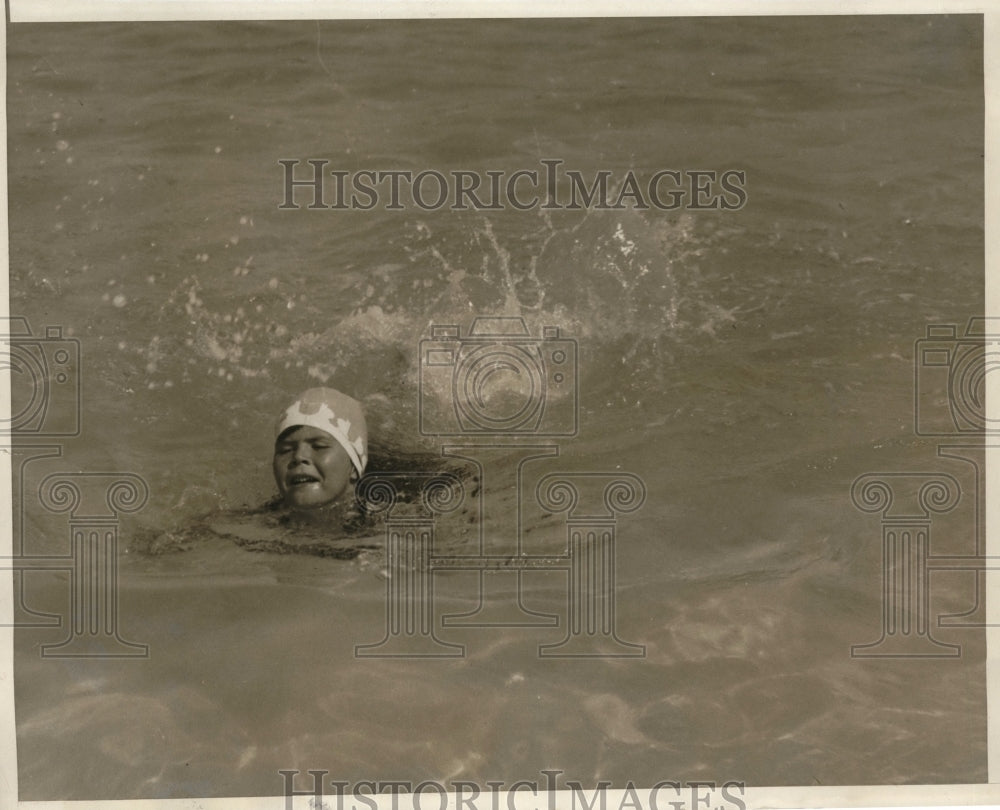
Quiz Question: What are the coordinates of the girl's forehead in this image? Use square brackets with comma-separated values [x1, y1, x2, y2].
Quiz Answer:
[276, 424, 335, 443]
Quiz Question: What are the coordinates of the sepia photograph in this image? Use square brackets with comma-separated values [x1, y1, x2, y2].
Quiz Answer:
[0, 5, 993, 809]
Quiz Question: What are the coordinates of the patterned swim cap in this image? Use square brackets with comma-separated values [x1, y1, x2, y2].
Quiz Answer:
[274, 387, 368, 475]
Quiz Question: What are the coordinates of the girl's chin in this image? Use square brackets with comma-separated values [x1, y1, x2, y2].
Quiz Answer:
[282, 494, 345, 517]
[284, 482, 329, 506]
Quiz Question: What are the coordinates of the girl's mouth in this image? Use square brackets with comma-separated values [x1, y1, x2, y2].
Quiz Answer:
[288, 473, 320, 486]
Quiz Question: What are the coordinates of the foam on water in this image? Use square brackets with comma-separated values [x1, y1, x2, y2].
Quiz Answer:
[115, 207, 748, 423]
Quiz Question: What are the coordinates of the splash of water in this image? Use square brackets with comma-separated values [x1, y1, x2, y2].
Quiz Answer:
[117, 208, 750, 432]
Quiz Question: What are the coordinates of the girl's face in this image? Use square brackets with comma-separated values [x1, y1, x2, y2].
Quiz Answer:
[273, 425, 354, 510]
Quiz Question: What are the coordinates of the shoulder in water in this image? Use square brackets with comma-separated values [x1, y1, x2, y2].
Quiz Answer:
[201, 496, 382, 558]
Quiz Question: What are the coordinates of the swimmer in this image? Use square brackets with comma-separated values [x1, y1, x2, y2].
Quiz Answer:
[272, 387, 368, 513]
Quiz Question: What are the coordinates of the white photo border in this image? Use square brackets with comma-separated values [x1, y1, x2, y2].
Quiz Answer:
[1, 3, 996, 810]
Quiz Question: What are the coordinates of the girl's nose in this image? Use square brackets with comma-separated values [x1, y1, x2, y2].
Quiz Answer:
[292, 443, 311, 462]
